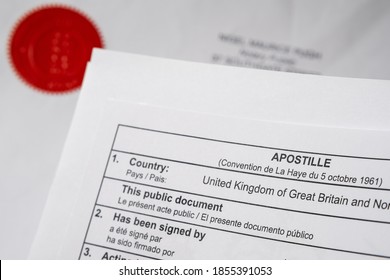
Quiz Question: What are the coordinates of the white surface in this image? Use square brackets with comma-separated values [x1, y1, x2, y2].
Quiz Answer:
[2, 261, 390, 280]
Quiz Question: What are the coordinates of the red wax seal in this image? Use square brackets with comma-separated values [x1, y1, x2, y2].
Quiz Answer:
[9, 6, 104, 93]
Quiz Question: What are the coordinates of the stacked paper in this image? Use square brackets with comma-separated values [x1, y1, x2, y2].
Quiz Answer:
[0, 0, 389, 259]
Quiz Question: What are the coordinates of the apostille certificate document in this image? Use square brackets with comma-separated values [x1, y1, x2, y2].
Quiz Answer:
[30, 52, 390, 259]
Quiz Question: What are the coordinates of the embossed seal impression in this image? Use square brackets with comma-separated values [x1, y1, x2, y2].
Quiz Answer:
[9, 6, 104, 93]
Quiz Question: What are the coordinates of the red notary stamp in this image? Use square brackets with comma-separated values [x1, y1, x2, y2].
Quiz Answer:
[8, 5, 104, 93]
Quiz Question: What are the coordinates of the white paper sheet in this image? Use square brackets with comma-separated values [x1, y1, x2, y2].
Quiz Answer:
[30, 51, 390, 259]
[1, 0, 390, 259]
[89, 49, 390, 131]
[31, 102, 390, 259]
